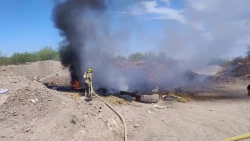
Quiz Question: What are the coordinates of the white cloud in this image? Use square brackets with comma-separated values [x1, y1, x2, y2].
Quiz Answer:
[120, 0, 203, 30]
[119, 0, 250, 59]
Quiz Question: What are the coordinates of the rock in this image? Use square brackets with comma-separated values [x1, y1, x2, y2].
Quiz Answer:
[133, 124, 139, 128]
[13, 112, 18, 116]
[30, 99, 38, 103]
[146, 110, 153, 113]
[153, 104, 166, 109]
[107, 118, 117, 126]
[81, 130, 85, 134]
[25, 128, 31, 133]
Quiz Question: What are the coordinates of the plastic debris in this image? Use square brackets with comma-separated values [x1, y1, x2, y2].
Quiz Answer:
[0, 89, 8, 94]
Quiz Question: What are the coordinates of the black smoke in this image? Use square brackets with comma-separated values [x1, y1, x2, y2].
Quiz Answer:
[52, 0, 107, 87]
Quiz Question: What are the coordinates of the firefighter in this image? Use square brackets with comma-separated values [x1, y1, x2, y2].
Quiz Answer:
[83, 68, 93, 101]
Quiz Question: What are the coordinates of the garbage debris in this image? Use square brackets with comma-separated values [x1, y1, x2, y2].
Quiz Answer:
[97, 88, 108, 94]
[0, 89, 8, 94]
[163, 95, 178, 101]
[153, 104, 166, 109]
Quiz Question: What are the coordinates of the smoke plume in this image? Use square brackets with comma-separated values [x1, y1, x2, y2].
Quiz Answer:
[52, 0, 250, 92]
[52, 0, 148, 92]
[52, 0, 107, 87]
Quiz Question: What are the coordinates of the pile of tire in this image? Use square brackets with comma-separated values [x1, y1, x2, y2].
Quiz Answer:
[96, 88, 160, 103]
[120, 90, 159, 103]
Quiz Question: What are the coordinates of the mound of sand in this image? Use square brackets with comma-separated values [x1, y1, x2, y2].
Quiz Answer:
[6, 61, 66, 80]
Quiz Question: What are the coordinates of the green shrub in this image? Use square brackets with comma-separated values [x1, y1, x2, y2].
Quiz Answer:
[0, 55, 10, 66]
[128, 52, 144, 61]
[0, 47, 59, 66]
[36, 47, 59, 61]
[9, 52, 36, 64]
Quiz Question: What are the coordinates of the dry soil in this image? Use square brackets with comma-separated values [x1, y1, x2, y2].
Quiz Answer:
[0, 61, 249, 141]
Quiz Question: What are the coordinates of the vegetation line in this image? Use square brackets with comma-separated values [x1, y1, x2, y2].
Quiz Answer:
[1, 46, 250, 67]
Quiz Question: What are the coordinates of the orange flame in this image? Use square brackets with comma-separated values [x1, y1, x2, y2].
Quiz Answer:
[71, 80, 80, 90]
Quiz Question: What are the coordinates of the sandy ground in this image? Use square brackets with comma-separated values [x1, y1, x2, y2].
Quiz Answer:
[0, 61, 250, 141]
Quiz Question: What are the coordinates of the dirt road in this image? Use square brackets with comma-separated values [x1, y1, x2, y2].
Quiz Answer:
[0, 61, 249, 141]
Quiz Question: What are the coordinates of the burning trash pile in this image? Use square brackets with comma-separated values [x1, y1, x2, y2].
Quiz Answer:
[42, 60, 197, 103]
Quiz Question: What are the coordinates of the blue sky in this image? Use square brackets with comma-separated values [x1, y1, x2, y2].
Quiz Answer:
[0, 0, 60, 56]
[0, 0, 249, 59]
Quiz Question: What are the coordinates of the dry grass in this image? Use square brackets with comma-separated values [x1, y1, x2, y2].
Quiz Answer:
[68, 93, 82, 100]
[175, 93, 193, 103]
[162, 91, 192, 103]
[67, 93, 126, 105]
[102, 96, 126, 105]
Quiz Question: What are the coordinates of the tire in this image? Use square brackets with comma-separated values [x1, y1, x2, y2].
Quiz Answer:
[136, 94, 159, 103]
[118, 95, 133, 102]
[120, 90, 138, 97]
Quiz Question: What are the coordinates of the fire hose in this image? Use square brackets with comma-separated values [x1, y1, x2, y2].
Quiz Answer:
[89, 83, 250, 141]
[90, 83, 128, 141]
[222, 133, 250, 141]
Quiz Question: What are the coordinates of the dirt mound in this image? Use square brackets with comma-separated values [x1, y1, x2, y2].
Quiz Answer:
[224, 62, 250, 77]
[7, 60, 66, 80]
[0, 86, 62, 121]
[42, 75, 71, 87]
[193, 65, 223, 75]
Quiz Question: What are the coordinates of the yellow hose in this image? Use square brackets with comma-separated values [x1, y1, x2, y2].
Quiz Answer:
[222, 133, 250, 141]
[90, 83, 128, 141]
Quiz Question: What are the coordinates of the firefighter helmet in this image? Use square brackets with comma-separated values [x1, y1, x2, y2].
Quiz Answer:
[87, 68, 92, 72]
